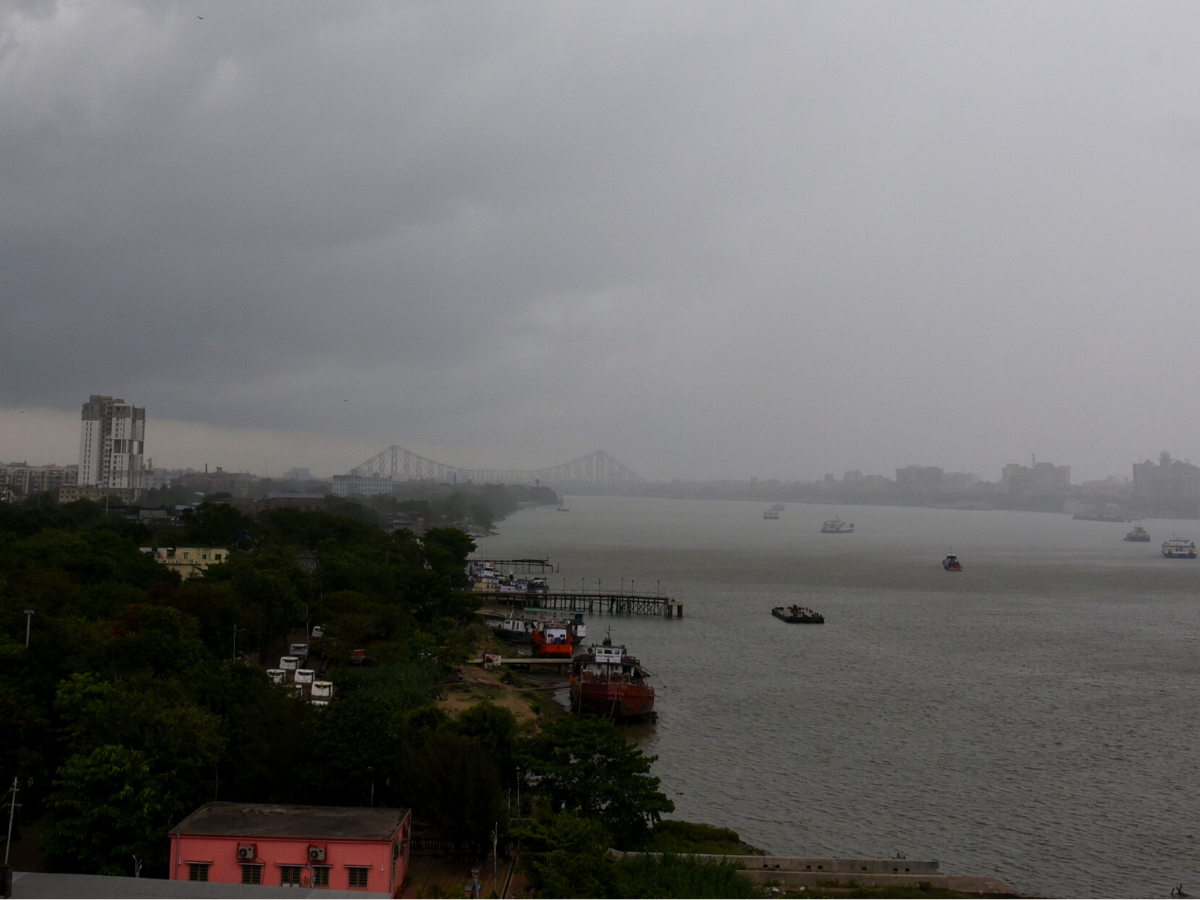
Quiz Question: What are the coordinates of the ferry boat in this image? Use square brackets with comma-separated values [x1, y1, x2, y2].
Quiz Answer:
[942, 554, 963, 571]
[1124, 526, 1151, 542]
[763, 508, 781, 520]
[569, 636, 655, 719]
[1162, 538, 1196, 559]
[772, 604, 824, 624]
[821, 517, 854, 534]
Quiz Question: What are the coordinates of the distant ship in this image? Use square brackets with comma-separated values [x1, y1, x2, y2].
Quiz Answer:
[772, 604, 824, 624]
[821, 518, 854, 534]
[1124, 526, 1150, 542]
[942, 554, 963, 572]
[763, 508, 781, 520]
[1162, 538, 1196, 559]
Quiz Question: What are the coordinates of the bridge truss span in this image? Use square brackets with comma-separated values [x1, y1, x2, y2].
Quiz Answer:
[350, 446, 645, 488]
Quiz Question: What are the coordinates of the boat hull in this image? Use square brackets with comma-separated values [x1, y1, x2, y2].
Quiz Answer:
[531, 632, 574, 658]
[570, 682, 655, 718]
[492, 627, 532, 642]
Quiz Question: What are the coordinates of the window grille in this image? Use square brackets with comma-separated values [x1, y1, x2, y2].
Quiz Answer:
[312, 866, 330, 887]
[241, 864, 262, 884]
[188, 863, 209, 882]
[280, 866, 304, 886]
[347, 867, 369, 888]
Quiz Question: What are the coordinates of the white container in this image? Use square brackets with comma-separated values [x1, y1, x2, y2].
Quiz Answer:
[279, 656, 299, 671]
[311, 681, 334, 700]
[266, 669, 286, 684]
[289, 643, 309, 658]
[294, 668, 315, 685]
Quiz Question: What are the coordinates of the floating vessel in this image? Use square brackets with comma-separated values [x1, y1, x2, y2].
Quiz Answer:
[821, 517, 854, 534]
[569, 636, 655, 719]
[763, 508, 781, 520]
[531, 622, 574, 658]
[1124, 526, 1151, 542]
[772, 503, 785, 511]
[491, 615, 534, 642]
[1162, 538, 1196, 559]
[772, 604, 824, 624]
[942, 554, 963, 571]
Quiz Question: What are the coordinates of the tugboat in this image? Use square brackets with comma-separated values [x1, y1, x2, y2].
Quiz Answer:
[1124, 525, 1151, 542]
[569, 634, 655, 719]
[821, 517, 854, 534]
[772, 604, 825, 623]
[942, 554, 963, 571]
[1162, 537, 1197, 559]
[530, 621, 574, 659]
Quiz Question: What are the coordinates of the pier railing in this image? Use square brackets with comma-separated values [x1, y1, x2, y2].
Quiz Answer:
[490, 591, 682, 618]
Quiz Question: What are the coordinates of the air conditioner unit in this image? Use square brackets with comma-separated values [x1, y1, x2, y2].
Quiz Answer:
[308, 845, 326, 862]
[237, 844, 257, 861]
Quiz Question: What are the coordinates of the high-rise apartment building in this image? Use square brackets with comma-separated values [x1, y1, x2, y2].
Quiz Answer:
[79, 395, 145, 491]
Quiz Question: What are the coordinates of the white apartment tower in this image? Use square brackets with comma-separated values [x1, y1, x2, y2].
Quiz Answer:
[79, 395, 146, 491]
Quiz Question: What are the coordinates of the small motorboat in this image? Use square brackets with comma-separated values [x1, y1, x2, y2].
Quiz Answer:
[942, 554, 963, 571]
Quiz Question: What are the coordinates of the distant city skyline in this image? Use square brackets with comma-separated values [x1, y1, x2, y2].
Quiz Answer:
[0, 400, 1185, 485]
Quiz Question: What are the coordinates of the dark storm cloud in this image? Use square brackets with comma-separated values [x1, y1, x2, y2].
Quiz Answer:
[4, 2, 1200, 479]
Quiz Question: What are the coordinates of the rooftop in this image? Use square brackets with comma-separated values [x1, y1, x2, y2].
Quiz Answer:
[172, 803, 409, 842]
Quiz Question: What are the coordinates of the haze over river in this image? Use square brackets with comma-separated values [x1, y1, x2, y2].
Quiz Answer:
[478, 496, 1200, 898]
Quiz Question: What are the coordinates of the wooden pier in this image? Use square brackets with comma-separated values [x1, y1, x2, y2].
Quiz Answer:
[490, 591, 683, 618]
[470, 557, 556, 573]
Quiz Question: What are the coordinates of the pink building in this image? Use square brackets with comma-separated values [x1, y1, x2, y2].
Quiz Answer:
[169, 802, 411, 895]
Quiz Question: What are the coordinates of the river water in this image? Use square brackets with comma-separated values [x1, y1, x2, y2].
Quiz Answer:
[478, 496, 1200, 898]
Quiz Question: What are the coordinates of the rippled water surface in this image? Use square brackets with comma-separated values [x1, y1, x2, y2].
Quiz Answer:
[479, 497, 1200, 898]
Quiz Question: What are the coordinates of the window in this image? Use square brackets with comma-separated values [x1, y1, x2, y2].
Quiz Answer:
[347, 867, 369, 888]
[312, 866, 330, 887]
[241, 864, 263, 884]
[280, 866, 304, 886]
[188, 863, 209, 882]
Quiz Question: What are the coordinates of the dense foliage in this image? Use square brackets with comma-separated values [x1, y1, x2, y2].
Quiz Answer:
[0, 495, 487, 876]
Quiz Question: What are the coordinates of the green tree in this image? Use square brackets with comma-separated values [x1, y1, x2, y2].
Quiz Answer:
[515, 811, 614, 898]
[520, 717, 674, 849]
[45, 744, 179, 876]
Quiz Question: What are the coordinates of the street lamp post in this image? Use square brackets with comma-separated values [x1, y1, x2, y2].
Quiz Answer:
[23, 610, 34, 647]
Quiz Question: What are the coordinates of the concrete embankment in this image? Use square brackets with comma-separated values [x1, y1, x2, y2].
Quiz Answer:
[614, 853, 1018, 896]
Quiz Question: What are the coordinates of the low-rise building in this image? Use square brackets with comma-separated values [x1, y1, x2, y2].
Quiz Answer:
[58, 484, 137, 504]
[332, 474, 394, 497]
[169, 802, 410, 894]
[142, 546, 229, 579]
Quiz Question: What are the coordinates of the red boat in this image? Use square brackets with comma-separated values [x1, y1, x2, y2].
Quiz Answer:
[531, 621, 574, 658]
[569, 638, 655, 719]
[942, 554, 963, 572]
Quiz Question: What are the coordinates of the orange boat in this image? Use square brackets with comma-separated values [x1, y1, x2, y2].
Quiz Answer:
[531, 621, 574, 658]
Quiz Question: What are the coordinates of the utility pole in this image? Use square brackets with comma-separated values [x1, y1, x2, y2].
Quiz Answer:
[23, 610, 33, 648]
[4, 776, 19, 865]
[232, 625, 246, 662]
[491, 822, 498, 893]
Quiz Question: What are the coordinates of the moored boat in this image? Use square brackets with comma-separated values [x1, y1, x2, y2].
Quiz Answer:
[1162, 537, 1196, 558]
[1125, 526, 1150, 542]
[492, 615, 534, 642]
[763, 508, 780, 520]
[772, 604, 824, 624]
[821, 517, 854, 534]
[569, 637, 655, 719]
[942, 554, 963, 571]
[531, 621, 574, 658]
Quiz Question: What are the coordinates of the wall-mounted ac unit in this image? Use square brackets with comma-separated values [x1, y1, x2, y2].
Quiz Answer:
[308, 845, 326, 862]
[237, 844, 257, 860]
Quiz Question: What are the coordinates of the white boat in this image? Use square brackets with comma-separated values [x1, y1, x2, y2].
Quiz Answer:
[763, 508, 780, 520]
[821, 517, 854, 534]
[1162, 537, 1196, 559]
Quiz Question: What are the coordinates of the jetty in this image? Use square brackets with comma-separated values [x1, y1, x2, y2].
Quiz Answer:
[470, 557, 555, 573]
[489, 591, 682, 618]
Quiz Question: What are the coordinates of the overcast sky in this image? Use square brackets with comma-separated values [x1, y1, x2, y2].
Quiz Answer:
[3, 1, 1199, 481]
